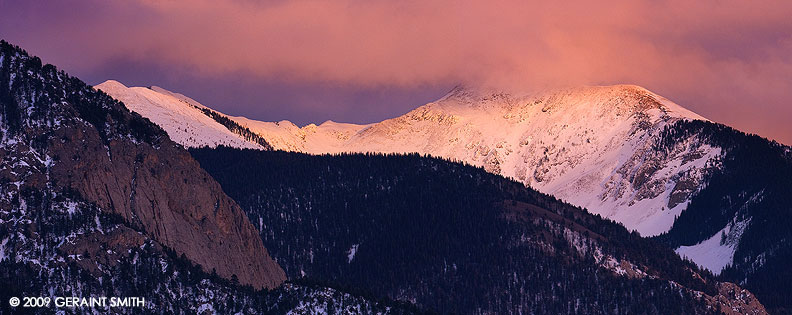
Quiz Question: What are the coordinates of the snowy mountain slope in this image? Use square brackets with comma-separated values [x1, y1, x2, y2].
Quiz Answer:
[331, 86, 715, 237]
[98, 82, 730, 267]
[99, 82, 720, 237]
[95, 80, 264, 149]
[231, 85, 713, 236]
[99, 80, 792, 311]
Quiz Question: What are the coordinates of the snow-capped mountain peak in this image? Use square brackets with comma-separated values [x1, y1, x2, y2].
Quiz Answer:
[433, 84, 705, 120]
[99, 81, 716, 237]
[331, 85, 714, 234]
[102, 80, 784, 279]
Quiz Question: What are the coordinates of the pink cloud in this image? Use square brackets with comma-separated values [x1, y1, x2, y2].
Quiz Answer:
[1, 0, 790, 143]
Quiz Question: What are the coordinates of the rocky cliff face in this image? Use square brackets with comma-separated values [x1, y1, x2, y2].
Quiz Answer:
[0, 40, 285, 289]
[47, 124, 286, 289]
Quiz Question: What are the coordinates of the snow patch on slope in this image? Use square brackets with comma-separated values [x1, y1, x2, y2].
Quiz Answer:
[676, 218, 750, 275]
[347, 244, 359, 263]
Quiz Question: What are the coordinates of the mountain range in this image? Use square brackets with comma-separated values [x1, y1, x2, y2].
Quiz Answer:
[96, 81, 711, 234]
[0, 38, 787, 313]
[96, 77, 792, 313]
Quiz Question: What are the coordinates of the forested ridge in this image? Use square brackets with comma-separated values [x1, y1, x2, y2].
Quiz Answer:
[191, 147, 751, 314]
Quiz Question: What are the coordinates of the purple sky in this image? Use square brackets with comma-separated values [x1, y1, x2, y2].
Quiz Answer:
[76, 56, 448, 126]
[1, 0, 790, 144]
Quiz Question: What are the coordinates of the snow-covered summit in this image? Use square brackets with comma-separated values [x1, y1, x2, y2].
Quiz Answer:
[96, 80, 734, 271]
[97, 81, 716, 237]
[334, 85, 714, 235]
[434, 84, 705, 120]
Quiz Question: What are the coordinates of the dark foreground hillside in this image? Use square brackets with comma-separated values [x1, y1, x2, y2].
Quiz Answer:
[0, 39, 415, 314]
[192, 147, 766, 314]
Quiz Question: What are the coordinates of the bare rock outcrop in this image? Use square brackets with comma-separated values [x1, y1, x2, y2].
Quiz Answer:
[48, 125, 286, 289]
